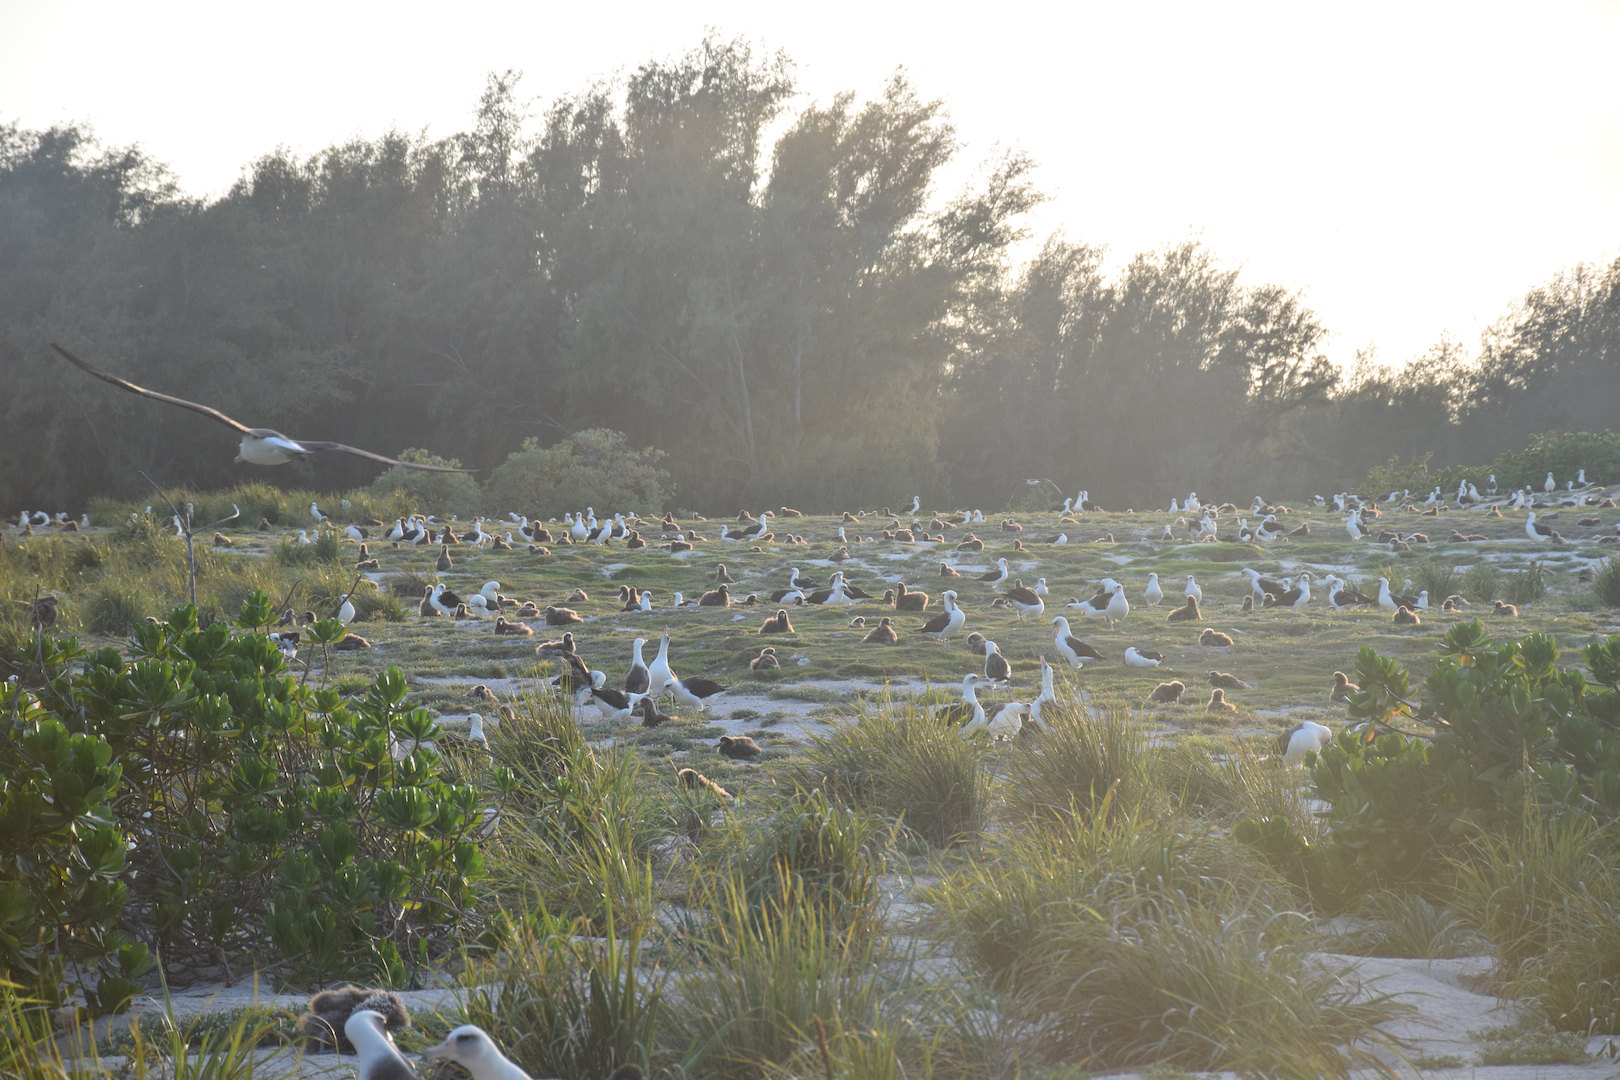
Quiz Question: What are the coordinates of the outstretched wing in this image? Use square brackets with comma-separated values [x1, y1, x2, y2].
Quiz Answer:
[51, 344, 254, 434]
[294, 442, 473, 473]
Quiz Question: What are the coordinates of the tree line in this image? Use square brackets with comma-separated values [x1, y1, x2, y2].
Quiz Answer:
[3, 36, 1616, 515]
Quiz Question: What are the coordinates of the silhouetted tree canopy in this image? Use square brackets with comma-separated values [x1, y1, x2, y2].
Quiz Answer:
[3, 37, 1617, 513]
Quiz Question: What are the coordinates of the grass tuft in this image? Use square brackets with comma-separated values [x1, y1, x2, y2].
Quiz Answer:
[801, 701, 988, 848]
[463, 901, 658, 1080]
[1591, 557, 1620, 607]
[1005, 693, 1156, 828]
[1328, 891, 1477, 959]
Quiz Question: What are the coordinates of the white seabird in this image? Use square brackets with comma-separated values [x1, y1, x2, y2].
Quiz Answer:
[53, 345, 469, 472]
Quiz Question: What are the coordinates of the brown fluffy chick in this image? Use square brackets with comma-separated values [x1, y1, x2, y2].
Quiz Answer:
[760, 608, 794, 634]
[1330, 671, 1358, 702]
[718, 735, 762, 760]
[1206, 688, 1238, 714]
[1393, 605, 1421, 625]
[862, 617, 899, 644]
[298, 987, 409, 1053]
[1206, 671, 1250, 690]
[1148, 680, 1185, 703]
[1166, 596, 1202, 622]
[750, 647, 780, 670]
[1199, 628, 1234, 647]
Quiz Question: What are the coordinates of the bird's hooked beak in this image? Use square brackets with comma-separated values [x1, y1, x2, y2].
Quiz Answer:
[420, 1035, 457, 1060]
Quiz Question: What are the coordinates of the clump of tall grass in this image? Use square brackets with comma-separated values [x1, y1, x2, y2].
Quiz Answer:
[1005, 693, 1156, 827]
[1411, 558, 1462, 602]
[932, 805, 1403, 1075]
[731, 786, 893, 924]
[462, 901, 659, 1080]
[801, 701, 988, 848]
[484, 744, 662, 931]
[1504, 562, 1549, 605]
[932, 799, 1288, 992]
[669, 871, 924, 1080]
[272, 540, 319, 567]
[1020, 893, 1407, 1075]
[1158, 736, 1315, 832]
[490, 681, 589, 780]
[1449, 808, 1620, 1031]
[1462, 562, 1502, 603]
[1328, 890, 1478, 959]
[89, 584, 149, 635]
[1593, 557, 1620, 607]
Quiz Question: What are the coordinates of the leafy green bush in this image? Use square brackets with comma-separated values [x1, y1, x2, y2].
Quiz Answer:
[0, 670, 147, 1012]
[366, 449, 485, 517]
[1356, 430, 1620, 500]
[7, 596, 508, 994]
[483, 429, 674, 517]
[1306, 625, 1620, 897]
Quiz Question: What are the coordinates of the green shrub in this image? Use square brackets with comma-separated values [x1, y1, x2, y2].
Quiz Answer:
[1356, 430, 1620, 501]
[483, 429, 674, 517]
[801, 703, 988, 848]
[0, 673, 144, 1011]
[1309, 626, 1620, 897]
[8, 599, 503, 994]
[366, 449, 485, 518]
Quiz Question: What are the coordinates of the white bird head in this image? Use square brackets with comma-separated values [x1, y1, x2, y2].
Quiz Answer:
[421, 1024, 517, 1075]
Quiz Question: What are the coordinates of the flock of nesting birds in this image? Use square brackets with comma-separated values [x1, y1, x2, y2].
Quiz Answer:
[18, 470, 1615, 775]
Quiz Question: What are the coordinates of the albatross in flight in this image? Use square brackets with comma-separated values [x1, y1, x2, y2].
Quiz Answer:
[51, 344, 471, 472]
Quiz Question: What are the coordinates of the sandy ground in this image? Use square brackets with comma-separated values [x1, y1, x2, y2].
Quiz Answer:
[52, 952, 1620, 1078]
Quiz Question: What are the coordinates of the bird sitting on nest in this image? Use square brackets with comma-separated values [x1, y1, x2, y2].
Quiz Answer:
[298, 986, 409, 1053]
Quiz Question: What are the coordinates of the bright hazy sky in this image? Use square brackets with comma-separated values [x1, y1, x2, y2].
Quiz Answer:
[4, 0, 1618, 370]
